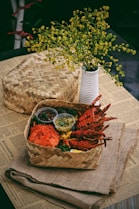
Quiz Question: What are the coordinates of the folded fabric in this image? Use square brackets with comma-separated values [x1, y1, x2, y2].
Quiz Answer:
[5, 122, 138, 209]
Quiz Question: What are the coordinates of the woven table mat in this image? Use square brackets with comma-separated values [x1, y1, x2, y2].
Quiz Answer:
[2, 53, 81, 114]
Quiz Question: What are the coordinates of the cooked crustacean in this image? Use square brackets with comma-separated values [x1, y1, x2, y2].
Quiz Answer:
[63, 95, 116, 150]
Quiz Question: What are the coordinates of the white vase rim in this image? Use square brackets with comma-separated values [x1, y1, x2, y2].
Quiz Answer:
[82, 66, 99, 73]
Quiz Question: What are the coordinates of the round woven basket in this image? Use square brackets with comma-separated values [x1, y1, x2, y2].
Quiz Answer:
[25, 99, 102, 169]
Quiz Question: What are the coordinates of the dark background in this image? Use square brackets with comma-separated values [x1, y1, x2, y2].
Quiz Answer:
[0, 0, 139, 100]
[0, 0, 139, 53]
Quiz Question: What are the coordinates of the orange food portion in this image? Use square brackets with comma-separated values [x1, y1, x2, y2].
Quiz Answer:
[28, 124, 60, 147]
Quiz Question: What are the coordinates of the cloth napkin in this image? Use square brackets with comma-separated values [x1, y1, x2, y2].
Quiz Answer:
[5, 122, 139, 209]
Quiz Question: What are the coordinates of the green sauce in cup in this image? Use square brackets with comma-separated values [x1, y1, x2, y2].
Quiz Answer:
[53, 113, 75, 132]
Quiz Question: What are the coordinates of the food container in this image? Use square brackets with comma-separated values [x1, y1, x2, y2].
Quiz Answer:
[35, 107, 58, 124]
[25, 99, 102, 169]
[53, 113, 75, 132]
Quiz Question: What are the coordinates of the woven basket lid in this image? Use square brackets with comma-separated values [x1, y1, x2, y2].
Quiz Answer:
[2, 53, 81, 114]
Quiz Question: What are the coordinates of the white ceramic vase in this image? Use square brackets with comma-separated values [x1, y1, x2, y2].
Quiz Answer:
[79, 67, 99, 105]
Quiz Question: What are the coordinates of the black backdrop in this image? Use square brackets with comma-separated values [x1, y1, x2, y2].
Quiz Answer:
[0, 0, 139, 53]
[0, 0, 139, 101]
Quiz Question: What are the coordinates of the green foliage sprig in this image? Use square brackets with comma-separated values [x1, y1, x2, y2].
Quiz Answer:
[26, 6, 136, 85]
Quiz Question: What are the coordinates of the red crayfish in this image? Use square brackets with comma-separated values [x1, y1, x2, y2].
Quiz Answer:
[64, 95, 116, 150]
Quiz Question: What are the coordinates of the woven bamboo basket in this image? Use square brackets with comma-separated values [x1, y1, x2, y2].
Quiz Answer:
[25, 99, 102, 169]
[2, 53, 81, 114]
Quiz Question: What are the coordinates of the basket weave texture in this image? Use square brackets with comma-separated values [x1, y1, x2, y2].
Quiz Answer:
[2, 53, 81, 114]
[25, 99, 102, 169]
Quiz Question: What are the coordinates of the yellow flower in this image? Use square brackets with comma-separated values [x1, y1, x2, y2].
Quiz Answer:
[26, 5, 136, 85]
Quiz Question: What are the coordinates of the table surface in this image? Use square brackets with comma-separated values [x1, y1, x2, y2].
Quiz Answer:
[0, 53, 139, 209]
